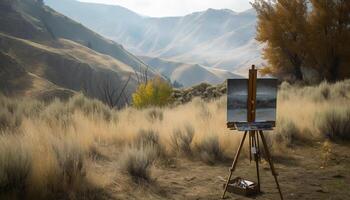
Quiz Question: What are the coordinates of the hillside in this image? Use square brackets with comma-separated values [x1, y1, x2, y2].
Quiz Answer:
[140, 56, 242, 87]
[45, 0, 263, 75]
[0, 0, 158, 104]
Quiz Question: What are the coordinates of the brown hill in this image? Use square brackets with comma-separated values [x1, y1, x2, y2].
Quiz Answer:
[0, 0, 157, 105]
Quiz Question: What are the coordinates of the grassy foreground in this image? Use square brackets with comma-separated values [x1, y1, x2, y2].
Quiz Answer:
[0, 80, 349, 199]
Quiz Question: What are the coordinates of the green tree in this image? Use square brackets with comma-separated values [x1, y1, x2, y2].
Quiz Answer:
[132, 77, 172, 108]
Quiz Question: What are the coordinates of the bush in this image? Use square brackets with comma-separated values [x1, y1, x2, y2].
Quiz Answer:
[132, 77, 172, 108]
[146, 108, 163, 122]
[316, 107, 350, 140]
[68, 94, 112, 121]
[0, 136, 31, 194]
[134, 129, 164, 157]
[51, 139, 87, 194]
[119, 146, 156, 182]
[273, 118, 300, 147]
[41, 100, 72, 128]
[0, 108, 22, 132]
[170, 124, 194, 156]
[195, 135, 223, 165]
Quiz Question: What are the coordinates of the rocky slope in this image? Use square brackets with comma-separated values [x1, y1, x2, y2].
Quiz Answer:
[172, 82, 227, 105]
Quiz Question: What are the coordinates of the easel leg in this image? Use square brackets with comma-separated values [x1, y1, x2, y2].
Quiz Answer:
[253, 131, 261, 192]
[249, 132, 252, 163]
[222, 131, 248, 199]
[259, 131, 284, 200]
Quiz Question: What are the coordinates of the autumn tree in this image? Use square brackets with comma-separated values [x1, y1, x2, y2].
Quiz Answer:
[253, 0, 350, 82]
[132, 77, 172, 108]
[307, 0, 350, 81]
[252, 0, 308, 81]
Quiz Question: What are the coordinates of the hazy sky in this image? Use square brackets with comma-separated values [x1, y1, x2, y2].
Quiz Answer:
[78, 0, 252, 17]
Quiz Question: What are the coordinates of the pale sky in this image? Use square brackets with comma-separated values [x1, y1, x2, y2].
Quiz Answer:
[78, 0, 252, 17]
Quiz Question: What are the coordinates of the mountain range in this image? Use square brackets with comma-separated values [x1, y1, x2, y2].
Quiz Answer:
[45, 0, 264, 85]
[0, 0, 157, 105]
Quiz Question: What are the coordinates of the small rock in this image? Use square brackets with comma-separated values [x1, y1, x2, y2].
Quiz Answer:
[184, 176, 196, 181]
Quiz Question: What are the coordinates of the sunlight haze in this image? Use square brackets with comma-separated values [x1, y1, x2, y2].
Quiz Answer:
[78, 0, 252, 17]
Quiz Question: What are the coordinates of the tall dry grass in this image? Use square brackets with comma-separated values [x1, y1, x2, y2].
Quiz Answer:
[0, 80, 349, 199]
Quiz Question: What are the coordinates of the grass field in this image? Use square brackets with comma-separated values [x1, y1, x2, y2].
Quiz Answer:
[0, 80, 349, 199]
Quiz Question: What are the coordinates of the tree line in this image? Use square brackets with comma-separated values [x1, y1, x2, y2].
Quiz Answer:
[252, 0, 350, 82]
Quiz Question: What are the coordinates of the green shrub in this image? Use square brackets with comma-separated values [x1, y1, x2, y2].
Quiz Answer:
[132, 77, 172, 108]
[316, 107, 350, 140]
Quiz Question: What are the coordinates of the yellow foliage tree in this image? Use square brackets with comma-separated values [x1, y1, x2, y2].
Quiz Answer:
[132, 77, 172, 108]
[252, 0, 350, 82]
[252, 0, 308, 81]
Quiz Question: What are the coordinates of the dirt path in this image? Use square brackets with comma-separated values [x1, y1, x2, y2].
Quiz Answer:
[93, 143, 350, 200]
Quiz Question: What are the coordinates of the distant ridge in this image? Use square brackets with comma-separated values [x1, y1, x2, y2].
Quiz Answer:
[45, 0, 263, 82]
[139, 56, 242, 87]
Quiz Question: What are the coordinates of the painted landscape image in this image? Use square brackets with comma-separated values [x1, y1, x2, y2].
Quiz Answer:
[227, 79, 248, 122]
[255, 79, 277, 122]
[227, 78, 277, 124]
[0, 0, 349, 199]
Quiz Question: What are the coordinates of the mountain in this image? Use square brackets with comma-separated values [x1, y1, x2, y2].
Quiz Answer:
[139, 56, 242, 87]
[0, 0, 158, 105]
[44, 0, 262, 77]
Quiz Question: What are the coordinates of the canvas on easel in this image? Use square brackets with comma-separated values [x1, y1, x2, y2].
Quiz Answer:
[227, 78, 278, 130]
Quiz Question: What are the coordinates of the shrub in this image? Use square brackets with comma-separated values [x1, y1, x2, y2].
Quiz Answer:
[170, 124, 194, 156]
[195, 135, 223, 165]
[119, 146, 156, 182]
[273, 118, 300, 147]
[134, 129, 164, 157]
[51, 139, 87, 194]
[68, 94, 112, 121]
[0, 108, 22, 132]
[315, 107, 350, 140]
[132, 77, 172, 108]
[146, 108, 163, 122]
[41, 100, 72, 128]
[0, 136, 31, 194]
[194, 99, 212, 120]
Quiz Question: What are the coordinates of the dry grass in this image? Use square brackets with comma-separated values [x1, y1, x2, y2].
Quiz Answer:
[0, 80, 349, 199]
[119, 146, 156, 182]
[315, 106, 350, 140]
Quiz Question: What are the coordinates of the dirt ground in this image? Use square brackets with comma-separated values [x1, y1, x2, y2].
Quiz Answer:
[92, 142, 350, 200]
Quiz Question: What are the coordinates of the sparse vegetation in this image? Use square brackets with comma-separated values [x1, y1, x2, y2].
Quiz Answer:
[0, 79, 349, 199]
[315, 106, 350, 140]
[272, 118, 300, 147]
[119, 146, 156, 182]
[195, 135, 224, 165]
[170, 124, 194, 156]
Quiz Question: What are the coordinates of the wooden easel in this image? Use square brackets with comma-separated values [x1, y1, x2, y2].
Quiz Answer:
[222, 65, 284, 200]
